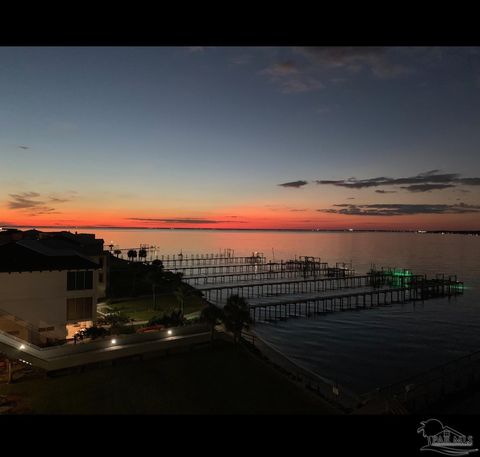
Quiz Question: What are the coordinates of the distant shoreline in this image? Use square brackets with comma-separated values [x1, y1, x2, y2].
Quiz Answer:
[2, 226, 479, 235]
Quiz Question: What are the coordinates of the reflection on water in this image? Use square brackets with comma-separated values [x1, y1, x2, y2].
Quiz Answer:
[83, 229, 480, 394]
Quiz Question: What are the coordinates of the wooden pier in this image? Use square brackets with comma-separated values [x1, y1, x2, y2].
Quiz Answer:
[167, 259, 335, 276]
[182, 263, 341, 285]
[159, 255, 267, 268]
[200, 274, 373, 303]
[249, 277, 463, 323]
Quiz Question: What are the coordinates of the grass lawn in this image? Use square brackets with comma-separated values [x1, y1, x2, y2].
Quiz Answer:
[106, 293, 207, 322]
[0, 340, 337, 414]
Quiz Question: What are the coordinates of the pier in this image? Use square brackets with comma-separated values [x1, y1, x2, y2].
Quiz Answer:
[199, 274, 373, 303]
[159, 255, 267, 268]
[170, 260, 331, 276]
[249, 277, 463, 322]
[158, 251, 464, 321]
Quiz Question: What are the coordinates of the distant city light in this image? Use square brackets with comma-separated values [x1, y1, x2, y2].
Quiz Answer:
[19, 344, 25, 350]
[167, 330, 172, 335]
[111, 339, 117, 344]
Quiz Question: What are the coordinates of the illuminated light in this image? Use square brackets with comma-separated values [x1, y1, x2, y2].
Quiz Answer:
[167, 330, 172, 336]
[111, 339, 117, 344]
[19, 344, 25, 350]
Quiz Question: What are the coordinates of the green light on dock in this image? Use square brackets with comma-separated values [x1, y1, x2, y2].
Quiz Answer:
[392, 269, 412, 277]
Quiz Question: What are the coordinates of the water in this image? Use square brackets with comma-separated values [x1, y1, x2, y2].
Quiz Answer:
[82, 229, 480, 395]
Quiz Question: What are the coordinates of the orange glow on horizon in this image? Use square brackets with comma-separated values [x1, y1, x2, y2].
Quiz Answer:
[3, 206, 479, 231]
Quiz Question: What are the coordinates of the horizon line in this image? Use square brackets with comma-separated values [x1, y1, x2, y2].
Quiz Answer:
[2, 225, 479, 234]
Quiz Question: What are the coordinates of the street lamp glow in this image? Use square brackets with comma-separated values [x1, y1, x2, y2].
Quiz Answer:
[19, 344, 25, 350]
[111, 339, 117, 344]
[167, 330, 172, 336]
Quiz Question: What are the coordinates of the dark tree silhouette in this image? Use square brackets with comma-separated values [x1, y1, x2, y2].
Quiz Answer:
[127, 249, 137, 262]
[113, 249, 122, 258]
[151, 259, 164, 269]
[200, 304, 224, 342]
[222, 294, 252, 344]
[139, 248, 148, 262]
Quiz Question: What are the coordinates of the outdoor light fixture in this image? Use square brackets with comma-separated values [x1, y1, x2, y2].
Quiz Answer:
[111, 339, 117, 344]
[19, 344, 25, 350]
[167, 330, 172, 335]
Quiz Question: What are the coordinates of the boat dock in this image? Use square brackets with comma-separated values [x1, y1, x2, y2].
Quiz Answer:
[161, 251, 465, 323]
[249, 277, 463, 322]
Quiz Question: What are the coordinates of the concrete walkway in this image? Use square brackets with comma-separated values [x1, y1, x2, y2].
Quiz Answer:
[0, 324, 211, 372]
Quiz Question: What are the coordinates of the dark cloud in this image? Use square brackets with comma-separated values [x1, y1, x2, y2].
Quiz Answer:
[375, 190, 397, 194]
[125, 218, 242, 224]
[8, 192, 43, 209]
[347, 197, 356, 199]
[8, 191, 71, 215]
[18, 145, 29, 150]
[316, 170, 480, 192]
[458, 177, 480, 185]
[289, 208, 307, 212]
[400, 184, 455, 192]
[30, 209, 60, 215]
[48, 196, 71, 203]
[278, 180, 309, 188]
[318, 203, 480, 216]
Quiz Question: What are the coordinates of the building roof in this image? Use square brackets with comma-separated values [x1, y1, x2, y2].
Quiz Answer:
[0, 242, 100, 273]
[0, 229, 104, 256]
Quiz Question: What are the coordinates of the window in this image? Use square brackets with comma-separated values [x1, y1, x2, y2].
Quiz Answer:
[67, 271, 94, 290]
[67, 297, 93, 321]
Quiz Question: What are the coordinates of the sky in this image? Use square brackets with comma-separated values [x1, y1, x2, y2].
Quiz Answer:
[1, 46, 480, 230]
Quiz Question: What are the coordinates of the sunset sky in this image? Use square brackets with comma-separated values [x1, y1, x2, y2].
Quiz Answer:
[1, 46, 480, 230]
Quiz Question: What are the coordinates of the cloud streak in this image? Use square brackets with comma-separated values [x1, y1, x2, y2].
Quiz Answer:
[278, 180, 308, 188]
[400, 184, 455, 192]
[125, 217, 243, 224]
[319, 202, 480, 216]
[316, 170, 480, 192]
[7, 191, 72, 216]
[8, 192, 43, 210]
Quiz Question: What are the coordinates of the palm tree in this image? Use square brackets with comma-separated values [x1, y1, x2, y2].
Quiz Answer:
[222, 294, 252, 344]
[139, 248, 148, 262]
[114, 249, 122, 258]
[127, 249, 137, 262]
[200, 304, 224, 342]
